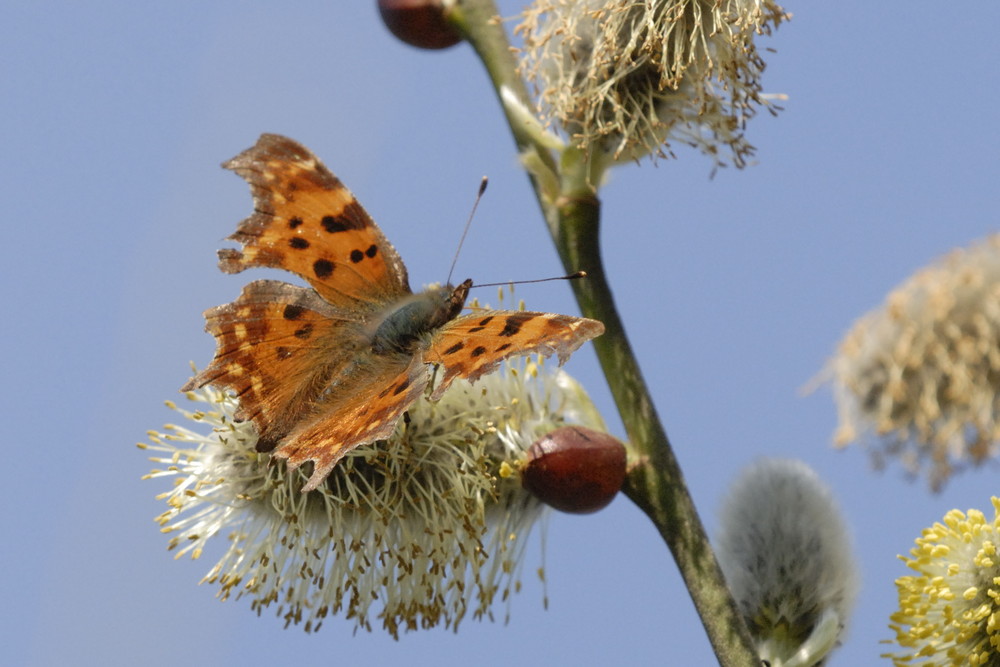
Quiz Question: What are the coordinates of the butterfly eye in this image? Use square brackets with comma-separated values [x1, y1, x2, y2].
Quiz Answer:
[520, 426, 627, 514]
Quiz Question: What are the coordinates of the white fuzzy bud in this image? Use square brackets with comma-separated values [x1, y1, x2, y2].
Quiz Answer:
[716, 458, 859, 667]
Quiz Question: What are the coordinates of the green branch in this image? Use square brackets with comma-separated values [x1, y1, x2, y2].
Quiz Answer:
[450, 1, 760, 665]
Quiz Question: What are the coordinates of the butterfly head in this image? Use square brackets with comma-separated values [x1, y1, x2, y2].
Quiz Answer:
[444, 278, 472, 319]
[417, 278, 472, 327]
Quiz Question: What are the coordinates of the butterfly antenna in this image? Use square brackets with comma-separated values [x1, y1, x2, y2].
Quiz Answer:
[472, 271, 588, 289]
[447, 176, 489, 286]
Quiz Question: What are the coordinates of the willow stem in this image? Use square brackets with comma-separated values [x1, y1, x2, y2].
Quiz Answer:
[450, 1, 760, 665]
[554, 178, 759, 667]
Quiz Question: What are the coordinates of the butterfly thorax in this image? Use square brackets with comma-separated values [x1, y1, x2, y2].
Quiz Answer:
[370, 279, 472, 355]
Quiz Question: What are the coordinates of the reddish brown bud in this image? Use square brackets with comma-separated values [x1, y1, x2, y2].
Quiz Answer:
[521, 426, 627, 514]
[377, 0, 462, 50]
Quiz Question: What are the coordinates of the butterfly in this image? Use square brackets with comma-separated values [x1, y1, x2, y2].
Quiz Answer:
[182, 134, 604, 492]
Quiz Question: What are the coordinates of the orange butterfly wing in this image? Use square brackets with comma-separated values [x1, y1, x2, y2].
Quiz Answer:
[219, 133, 410, 309]
[425, 310, 605, 399]
[181, 280, 367, 450]
[183, 134, 414, 453]
[275, 357, 429, 492]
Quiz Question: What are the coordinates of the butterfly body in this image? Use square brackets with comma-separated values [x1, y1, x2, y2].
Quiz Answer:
[183, 134, 604, 491]
[369, 280, 470, 355]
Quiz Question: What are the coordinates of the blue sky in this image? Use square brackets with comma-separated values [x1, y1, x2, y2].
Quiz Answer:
[4, 2, 999, 665]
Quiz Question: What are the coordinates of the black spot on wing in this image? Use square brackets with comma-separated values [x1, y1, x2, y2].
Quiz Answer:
[256, 437, 278, 453]
[289, 237, 309, 249]
[313, 259, 334, 278]
[349, 244, 379, 264]
[283, 304, 304, 320]
[471, 346, 487, 358]
[321, 205, 368, 233]
[499, 315, 530, 338]
[321, 215, 348, 233]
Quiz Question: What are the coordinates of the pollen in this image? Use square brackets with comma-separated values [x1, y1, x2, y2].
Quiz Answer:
[516, 0, 789, 167]
[144, 359, 603, 637]
[824, 234, 1000, 490]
